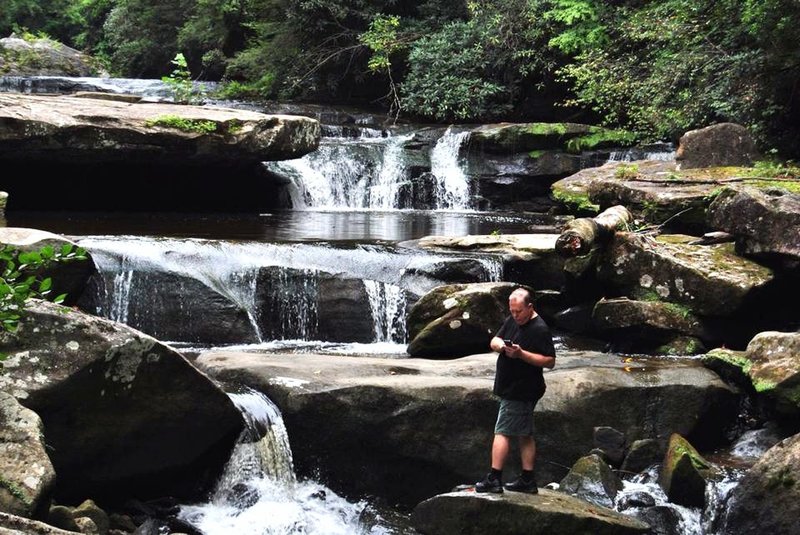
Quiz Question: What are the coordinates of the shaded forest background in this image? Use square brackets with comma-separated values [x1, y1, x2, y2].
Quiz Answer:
[3, 0, 799, 156]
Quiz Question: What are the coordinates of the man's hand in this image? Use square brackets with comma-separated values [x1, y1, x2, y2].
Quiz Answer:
[505, 343, 521, 358]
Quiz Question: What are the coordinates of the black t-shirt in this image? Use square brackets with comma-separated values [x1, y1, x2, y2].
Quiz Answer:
[494, 315, 556, 401]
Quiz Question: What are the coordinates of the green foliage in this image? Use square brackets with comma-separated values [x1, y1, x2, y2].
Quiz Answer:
[0, 243, 87, 335]
[360, 14, 402, 73]
[400, 21, 509, 121]
[161, 53, 205, 104]
[144, 114, 218, 133]
[614, 163, 640, 180]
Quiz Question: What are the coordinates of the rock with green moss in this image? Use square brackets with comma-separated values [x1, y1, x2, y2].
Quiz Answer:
[0, 392, 56, 517]
[559, 453, 623, 508]
[471, 122, 635, 154]
[598, 232, 774, 317]
[659, 433, 716, 508]
[707, 186, 800, 269]
[0, 35, 106, 76]
[744, 331, 800, 415]
[721, 433, 800, 535]
[592, 297, 708, 355]
[701, 347, 752, 389]
[406, 282, 528, 358]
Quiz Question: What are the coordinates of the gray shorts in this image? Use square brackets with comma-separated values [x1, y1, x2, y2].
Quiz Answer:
[494, 398, 536, 437]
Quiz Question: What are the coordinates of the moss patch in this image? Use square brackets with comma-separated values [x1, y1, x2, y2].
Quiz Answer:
[551, 188, 600, 214]
[566, 127, 637, 153]
[0, 476, 31, 505]
[144, 115, 218, 134]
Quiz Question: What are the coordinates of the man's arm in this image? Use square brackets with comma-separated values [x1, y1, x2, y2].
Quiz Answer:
[506, 345, 555, 368]
[489, 336, 506, 353]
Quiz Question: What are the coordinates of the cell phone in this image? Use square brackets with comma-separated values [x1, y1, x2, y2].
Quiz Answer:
[504, 339, 513, 346]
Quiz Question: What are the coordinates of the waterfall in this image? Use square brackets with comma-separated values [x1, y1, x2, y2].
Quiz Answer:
[0, 75, 217, 101]
[606, 143, 676, 162]
[265, 132, 413, 210]
[178, 387, 394, 534]
[108, 270, 134, 324]
[363, 280, 406, 343]
[429, 127, 472, 210]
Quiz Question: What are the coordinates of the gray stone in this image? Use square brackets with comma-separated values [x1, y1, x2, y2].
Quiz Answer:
[0, 511, 77, 534]
[0, 392, 55, 517]
[659, 433, 715, 508]
[743, 331, 800, 415]
[559, 454, 622, 508]
[594, 426, 626, 466]
[621, 439, 663, 474]
[676, 123, 758, 169]
[411, 489, 650, 535]
[708, 186, 800, 269]
[196, 350, 740, 506]
[0, 300, 244, 502]
[0, 36, 104, 77]
[721, 432, 800, 535]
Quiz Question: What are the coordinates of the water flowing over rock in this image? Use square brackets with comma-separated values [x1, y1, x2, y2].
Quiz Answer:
[0, 392, 55, 517]
[0, 300, 244, 503]
[195, 351, 740, 506]
[0, 94, 321, 212]
[411, 490, 650, 535]
[720, 432, 800, 535]
[707, 186, 800, 270]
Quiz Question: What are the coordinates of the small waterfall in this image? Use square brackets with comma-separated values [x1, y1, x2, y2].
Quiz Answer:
[0, 75, 217, 101]
[606, 143, 676, 162]
[363, 280, 406, 343]
[266, 132, 412, 210]
[178, 387, 393, 534]
[263, 268, 319, 341]
[108, 270, 134, 323]
[429, 127, 472, 210]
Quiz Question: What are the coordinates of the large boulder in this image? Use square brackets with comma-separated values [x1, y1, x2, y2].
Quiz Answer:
[0, 94, 320, 212]
[196, 350, 740, 506]
[720, 432, 800, 535]
[0, 393, 55, 517]
[707, 186, 800, 269]
[0, 227, 94, 307]
[675, 123, 758, 169]
[0, 36, 105, 76]
[592, 297, 708, 355]
[405, 282, 524, 358]
[411, 489, 650, 535]
[598, 232, 774, 318]
[742, 331, 800, 416]
[0, 300, 244, 503]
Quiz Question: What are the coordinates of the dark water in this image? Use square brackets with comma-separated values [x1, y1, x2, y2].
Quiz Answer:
[6, 209, 562, 243]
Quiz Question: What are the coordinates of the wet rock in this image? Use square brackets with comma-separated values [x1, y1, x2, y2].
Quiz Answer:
[593, 426, 627, 467]
[411, 489, 650, 535]
[621, 439, 663, 474]
[659, 433, 715, 508]
[558, 454, 622, 508]
[721, 432, 800, 535]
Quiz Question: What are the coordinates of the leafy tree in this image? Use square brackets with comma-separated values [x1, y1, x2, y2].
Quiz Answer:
[555, 0, 800, 153]
[103, 0, 193, 77]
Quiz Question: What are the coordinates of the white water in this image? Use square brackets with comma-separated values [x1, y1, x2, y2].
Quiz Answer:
[429, 127, 472, 210]
[178, 388, 396, 534]
[363, 280, 407, 343]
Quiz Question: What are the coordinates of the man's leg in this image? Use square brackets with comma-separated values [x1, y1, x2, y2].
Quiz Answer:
[519, 435, 536, 471]
[492, 433, 512, 470]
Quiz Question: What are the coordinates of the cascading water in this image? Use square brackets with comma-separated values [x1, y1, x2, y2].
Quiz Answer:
[178, 387, 402, 534]
[265, 131, 413, 210]
[429, 127, 472, 210]
[363, 280, 407, 343]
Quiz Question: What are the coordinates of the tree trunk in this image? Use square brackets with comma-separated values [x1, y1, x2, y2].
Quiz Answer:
[555, 205, 633, 257]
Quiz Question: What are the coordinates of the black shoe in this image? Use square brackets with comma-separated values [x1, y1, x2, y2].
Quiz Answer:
[504, 476, 538, 494]
[474, 474, 503, 493]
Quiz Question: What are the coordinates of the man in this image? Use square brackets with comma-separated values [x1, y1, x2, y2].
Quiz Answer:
[475, 287, 556, 494]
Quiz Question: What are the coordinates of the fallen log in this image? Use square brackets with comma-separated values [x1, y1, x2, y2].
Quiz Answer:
[555, 205, 633, 257]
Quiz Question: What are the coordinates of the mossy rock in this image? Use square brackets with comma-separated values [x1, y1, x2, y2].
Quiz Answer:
[659, 433, 714, 508]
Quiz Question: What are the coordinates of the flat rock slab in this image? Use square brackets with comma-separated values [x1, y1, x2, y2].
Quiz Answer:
[0, 93, 320, 165]
[411, 233, 559, 257]
[412, 489, 650, 535]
